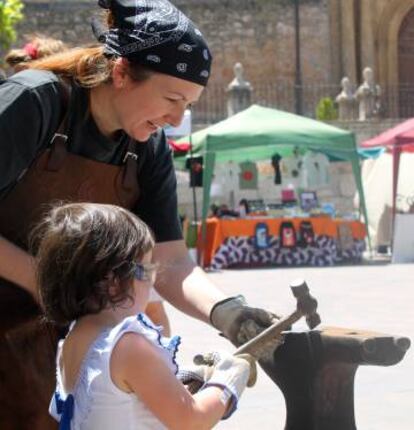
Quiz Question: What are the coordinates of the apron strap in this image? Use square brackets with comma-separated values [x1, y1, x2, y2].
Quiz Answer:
[45, 80, 145, 192]
[122, 138, 141, 190]
[46, 80, 71, 172]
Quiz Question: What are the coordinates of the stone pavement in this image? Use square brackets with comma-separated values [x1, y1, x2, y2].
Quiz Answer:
[165, 262, 414, 430]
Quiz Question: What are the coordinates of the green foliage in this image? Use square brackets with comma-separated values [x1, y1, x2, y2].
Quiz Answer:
[0, 0, 24, 50]
[315, 97, 338, 121]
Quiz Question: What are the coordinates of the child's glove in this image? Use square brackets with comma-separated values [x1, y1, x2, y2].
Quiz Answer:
[194, 351, 257, 387]
[203, 351, 255, 419]
[177, 364, 214, 394]
[210, 295, 281, 347]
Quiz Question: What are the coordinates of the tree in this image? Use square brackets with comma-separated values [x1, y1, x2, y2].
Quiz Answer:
[0, 0, 24, 51]
[315, 97, 338, 121]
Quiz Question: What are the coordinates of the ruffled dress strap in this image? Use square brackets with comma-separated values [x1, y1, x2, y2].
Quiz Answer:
[125, 313, 181, 374]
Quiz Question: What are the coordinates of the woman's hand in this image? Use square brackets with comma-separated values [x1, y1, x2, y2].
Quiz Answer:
[210, 295, 281, 346]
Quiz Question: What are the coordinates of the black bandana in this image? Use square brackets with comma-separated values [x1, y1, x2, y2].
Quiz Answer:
[95, 0, 212, 86]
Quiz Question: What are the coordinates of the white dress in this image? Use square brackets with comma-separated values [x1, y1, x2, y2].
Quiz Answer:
[50, 313, 181, 430]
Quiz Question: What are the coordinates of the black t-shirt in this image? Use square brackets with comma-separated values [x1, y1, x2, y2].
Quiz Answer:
[0, 70, 182, 242]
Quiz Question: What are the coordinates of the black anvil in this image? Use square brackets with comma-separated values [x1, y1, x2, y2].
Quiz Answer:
[259, 327, 410, 430]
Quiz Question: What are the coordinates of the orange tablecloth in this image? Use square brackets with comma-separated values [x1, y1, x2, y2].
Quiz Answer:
[199, 217, 366, 267]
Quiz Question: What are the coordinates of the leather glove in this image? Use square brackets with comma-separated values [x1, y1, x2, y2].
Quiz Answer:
[203, 351, 252, 419]
[210, 295, 282, 349]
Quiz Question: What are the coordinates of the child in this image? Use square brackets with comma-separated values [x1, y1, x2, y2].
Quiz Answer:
[32, 203, 254, 429]
[5, 34, 67, 73]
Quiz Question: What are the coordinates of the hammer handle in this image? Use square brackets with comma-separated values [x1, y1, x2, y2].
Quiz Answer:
[234, 309, 303, 356]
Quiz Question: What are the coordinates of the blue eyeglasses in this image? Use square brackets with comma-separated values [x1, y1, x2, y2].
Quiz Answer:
[134, 263, 158, 282]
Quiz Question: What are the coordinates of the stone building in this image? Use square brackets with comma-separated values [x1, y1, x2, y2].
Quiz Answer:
[12, 0, 414, 119]
[9, 1, 413, 240]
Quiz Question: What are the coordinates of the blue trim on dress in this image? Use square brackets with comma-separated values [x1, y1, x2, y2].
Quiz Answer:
[54, 392, 74, 430]
[137, 313, 181, 374]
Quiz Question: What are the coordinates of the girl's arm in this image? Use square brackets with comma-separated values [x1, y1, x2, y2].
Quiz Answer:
[111, 333, 249, 430]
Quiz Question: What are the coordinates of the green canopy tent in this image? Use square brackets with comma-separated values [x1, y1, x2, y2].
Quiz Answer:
[176, 104, 370, 258]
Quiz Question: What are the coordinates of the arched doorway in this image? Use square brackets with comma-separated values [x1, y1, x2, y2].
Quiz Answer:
[398, 7, 414, 117]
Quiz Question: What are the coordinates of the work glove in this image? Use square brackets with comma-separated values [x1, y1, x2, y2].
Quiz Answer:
[177, 363, 214, 394]
[194, 351, 257, 387]
[210, 295, 283, 354]
[202, 351, 256, 419]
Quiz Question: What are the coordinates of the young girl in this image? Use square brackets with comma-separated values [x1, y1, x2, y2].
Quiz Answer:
[32, 203, 254, 430]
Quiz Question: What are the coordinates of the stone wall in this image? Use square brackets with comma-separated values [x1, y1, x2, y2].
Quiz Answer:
[16, 0, 332, 86]
[15, 1, 100, 47]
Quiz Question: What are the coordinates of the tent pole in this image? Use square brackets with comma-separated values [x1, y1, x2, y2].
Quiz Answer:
[391, 145, 402, 250]
[188, 110, 198, 224]
[351, 153, 372, 253]
[200, 151, 215, 268]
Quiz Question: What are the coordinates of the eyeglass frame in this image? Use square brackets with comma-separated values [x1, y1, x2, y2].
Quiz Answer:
[134, 262, 158, 283]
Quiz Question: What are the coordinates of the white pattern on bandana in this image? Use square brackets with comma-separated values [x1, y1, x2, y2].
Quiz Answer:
[97, 0, 212, 86]
[146, 54, 161, 63]
[126, 0, 188, 52]
[177, 63, 188, 73]
[178, 43, 193, 52]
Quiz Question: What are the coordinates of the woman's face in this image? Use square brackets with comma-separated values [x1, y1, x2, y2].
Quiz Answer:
[112, 66, 204, 142]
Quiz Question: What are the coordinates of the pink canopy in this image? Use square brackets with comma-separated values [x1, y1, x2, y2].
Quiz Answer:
[167, 138, 190, 153]
[360, 118, 414, 223]
[361, 118, 414, 151]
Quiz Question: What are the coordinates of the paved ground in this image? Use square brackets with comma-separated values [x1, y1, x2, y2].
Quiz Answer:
[165, 261, 414, 430]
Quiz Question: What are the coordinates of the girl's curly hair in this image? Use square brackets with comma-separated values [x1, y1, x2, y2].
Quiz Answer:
[30, 202, 154, 326]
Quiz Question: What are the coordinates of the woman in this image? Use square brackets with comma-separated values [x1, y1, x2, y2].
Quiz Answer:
[0, 1, 277, 428]
[4, 30, 169, 332]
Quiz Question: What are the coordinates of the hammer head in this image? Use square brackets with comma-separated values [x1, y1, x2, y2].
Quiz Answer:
[290, 278, 321, 329]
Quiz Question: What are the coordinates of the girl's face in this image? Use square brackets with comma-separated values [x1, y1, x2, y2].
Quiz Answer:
[132, 251, 156, 312]
[111, 65, 204, 142]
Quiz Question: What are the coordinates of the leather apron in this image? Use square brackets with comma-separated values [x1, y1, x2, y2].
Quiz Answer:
[0, 123, 141, 429]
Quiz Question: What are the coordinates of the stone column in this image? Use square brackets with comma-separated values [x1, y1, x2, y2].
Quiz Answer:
[340, 0, 357, 83]
[360, 0, 376, 76]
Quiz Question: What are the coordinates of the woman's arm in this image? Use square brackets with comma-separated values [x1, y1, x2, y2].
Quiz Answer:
[153, 239, 279, 346]
[0, 71, 63, 300]
[0, 235, 37, 297]
[111, 333, 249, 430]
[139, 134, 278, 341]
[152, 239, 226, 323]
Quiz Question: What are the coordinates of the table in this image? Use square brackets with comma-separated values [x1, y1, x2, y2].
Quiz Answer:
[392, 213, 414, 263]
[199, 217, 366, 269]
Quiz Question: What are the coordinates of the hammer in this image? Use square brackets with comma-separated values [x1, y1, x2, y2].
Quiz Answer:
[195, 279, 321, 364]
[233, 278, 321, 358]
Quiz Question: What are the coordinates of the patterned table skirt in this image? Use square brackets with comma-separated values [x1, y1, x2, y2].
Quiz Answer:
[210, 235, 366, 270]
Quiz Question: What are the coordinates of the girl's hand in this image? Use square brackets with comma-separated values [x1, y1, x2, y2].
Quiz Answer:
[177, 363, 214, 394]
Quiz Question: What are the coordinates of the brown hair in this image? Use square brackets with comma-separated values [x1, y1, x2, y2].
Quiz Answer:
[5, 34, 67, 68]
[30, 203, 155, 325]
[25, 12, 153, 88]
